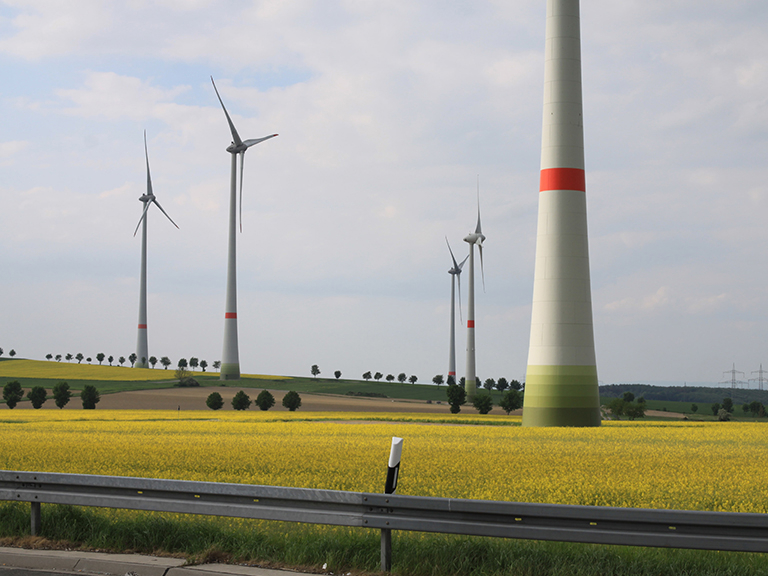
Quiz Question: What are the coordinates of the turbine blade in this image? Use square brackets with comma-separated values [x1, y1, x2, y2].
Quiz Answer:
[243, 134, 278, 148]
[445, 236, 460, 270]
[133, 201, 151, 237]
[459, 254, 469, 271]
[211, 76, 243, 147]
[144, 130, 153, 197]
[479, 244, 485, 292]
[152, 198, 179, 229]
[239, 151, 245, 233]
[475, 175, 482, 234]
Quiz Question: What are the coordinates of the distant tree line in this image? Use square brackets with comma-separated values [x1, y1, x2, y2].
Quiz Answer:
[42, 353, 220, 372]
[600, 384, 768, 405]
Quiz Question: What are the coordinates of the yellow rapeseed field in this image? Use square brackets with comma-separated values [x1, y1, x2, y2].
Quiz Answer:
[0, 359, 287, 381]
[0, 410, 766, 514]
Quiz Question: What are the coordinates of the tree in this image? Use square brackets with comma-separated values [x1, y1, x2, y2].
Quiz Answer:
[446, 375, 456, 386]
[334, 370, 342, 379]
[27, 386, 47, 409]
[509, 379, 522, 391]
[311, 365, 321, 379]
[749, 400, 762, 416]
[432, 374, 444, 387]
[81, 385, 100, 409]
[46, 354, 53, 361]
[386, 374, 394, 382]
[282, 390, 302, 411]
[722, 397, 734, 413]
[149, 356, 158, 369]
[175, 366, 190, 381]
[608, 398, 625, 419]
[66, 353, 73, 362]
[496, 377, 509, 392]
[717, 408, 731, 422]
[742, 403, 751, 415]
[409, 375, 418, 385]
[711, 402, 721, 416]
[397, 373, 407, 383]
[96, 352, 105, 365]
[363, 371, 372, 381]
[118, 356, 126, 366]
[53, 381, 71, 409]
[108, 355, 114, 366]
[255, 390, 276, 411]
[189, 357, 199, 371]
[3, 381, 24, 409]
[622, 391, 635, 403]
[55, 354, 62, 362]
[232, 390, 251, 411]
[499, 390, 523, 415]
[75, 353, 84, 364]
[9, 349, 16, 358]
[374, 372, 383, 381]
[213, 360, 221, 370]
[483, 378, 495, 391]
[446, 384, 467, 414]
[177, 358, 188, 370]
[161, 356, 171, 370]
[0, 348, 3, 356]
[86, 357, 92, 364]
[206, 392, 224, 410]
[624, 403, 646, 421]
[129, 353, 137, 367]
[472, 394, 493, 414]
[200, 360, 207, 372]
[691, 403, 698, 414]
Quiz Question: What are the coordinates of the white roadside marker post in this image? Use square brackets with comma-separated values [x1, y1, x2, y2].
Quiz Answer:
[381, 436, 403, 572]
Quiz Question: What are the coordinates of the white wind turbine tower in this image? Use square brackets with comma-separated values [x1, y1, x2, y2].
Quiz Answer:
[211, 77, 278, 380]
[446, 238, 468, 384]
[463, 188, 486, 400]
[134, 131, 178, 369]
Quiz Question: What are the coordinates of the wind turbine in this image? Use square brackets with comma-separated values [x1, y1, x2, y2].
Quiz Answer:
[446, 238, 468, 384]
[463, 185, 486, 400]
[211, 76, 278, 380]
[134, 131, 178, 369]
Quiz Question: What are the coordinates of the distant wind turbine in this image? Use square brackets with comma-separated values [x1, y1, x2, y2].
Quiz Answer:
[463, 184, 486, 400]
[211, 76, 278, 380]
[134, 131, 178, 369]
[446, 238, 468, 383]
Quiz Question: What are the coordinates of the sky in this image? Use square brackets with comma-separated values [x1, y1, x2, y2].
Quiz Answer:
[2, 0, 768, 387]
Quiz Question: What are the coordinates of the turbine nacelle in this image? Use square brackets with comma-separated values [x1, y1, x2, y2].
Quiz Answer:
[139, 193, 154, 203]
[463, 232, 485, 245]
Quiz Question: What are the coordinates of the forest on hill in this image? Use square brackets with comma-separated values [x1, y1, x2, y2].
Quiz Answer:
[599, 384, 768, 405]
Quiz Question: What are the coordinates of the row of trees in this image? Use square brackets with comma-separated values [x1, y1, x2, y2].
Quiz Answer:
[606, 392, 647, 420]
[0, 348, 17, 358]
[445, 384, 524, 415]
[206, 390, 302, 412]
[44, 353, 221, 372]
[361, 371, 420, 384]
[3, 381, 100, 410]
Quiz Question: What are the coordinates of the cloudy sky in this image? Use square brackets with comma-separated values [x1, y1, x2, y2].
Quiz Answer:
[2, 0, 767, 387]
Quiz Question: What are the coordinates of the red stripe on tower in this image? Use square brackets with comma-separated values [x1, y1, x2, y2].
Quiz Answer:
[225, 313, 237, 319]
[467, 320, 475, 328]
[448, 371, 456, 376]
[138, 324, 147, 329]
[539, 168, 586, 192]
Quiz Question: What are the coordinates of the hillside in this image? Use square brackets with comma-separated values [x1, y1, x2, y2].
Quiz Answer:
[600, 383, 768, 405]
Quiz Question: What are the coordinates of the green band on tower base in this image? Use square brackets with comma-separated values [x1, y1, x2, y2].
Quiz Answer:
[220, 363, 240, 381]
[522, 364, 601, 427]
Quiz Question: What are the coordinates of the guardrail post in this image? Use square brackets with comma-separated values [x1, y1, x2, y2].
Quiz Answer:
[380, 528, 392, 572]
[30, 501, 41, 535]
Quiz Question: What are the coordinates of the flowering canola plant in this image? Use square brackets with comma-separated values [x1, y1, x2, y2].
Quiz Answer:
[1, 411, 766, 513]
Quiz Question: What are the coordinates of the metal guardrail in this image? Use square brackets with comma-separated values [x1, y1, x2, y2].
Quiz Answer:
[2, 470, 768, 572]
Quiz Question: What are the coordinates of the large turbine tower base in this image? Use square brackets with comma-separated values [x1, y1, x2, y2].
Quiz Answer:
[522, 0, 600, 427]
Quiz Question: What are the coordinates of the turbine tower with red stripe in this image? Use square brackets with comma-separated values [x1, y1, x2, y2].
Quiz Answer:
[446, 238, 468, 383]
[212, 77, 278, 380]
[522, 0, 601, 426]
[134, 131, 178, 369]
[463, 192, 485, 400]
